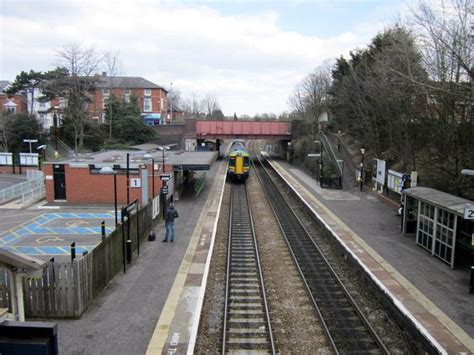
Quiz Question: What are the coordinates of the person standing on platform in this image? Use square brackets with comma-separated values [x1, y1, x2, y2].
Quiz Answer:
[162, 203, 179, 243]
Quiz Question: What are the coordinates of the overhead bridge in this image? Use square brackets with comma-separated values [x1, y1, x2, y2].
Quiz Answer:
[196, 120, 292, 139]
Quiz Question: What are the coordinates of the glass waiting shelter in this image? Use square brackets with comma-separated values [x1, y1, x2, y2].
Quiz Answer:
[402, 187, 473, 268]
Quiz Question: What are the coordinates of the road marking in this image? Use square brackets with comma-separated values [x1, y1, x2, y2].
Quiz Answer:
[37, 236, 64, 244]
[66, 220, 88, 227]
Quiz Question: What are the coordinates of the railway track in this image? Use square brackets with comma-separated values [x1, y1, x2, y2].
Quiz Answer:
[222, 183, 276, 354]
[252, 154, 390, 355]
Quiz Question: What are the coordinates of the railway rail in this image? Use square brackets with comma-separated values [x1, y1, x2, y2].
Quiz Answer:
[222, 183, 275, 354]
[252, 153, 390, 354]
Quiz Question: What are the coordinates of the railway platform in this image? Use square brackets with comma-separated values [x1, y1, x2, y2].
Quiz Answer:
[270, 159, 473, 353]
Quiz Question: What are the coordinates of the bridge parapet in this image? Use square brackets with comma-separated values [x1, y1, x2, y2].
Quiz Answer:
[196, 120, 292, 139]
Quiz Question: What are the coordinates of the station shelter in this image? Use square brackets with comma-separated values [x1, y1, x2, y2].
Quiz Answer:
[43, 149, 217, 208]
[402, 187, 473, 268]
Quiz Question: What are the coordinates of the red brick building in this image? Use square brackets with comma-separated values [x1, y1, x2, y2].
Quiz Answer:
[0, 81, 28, 114]
[89, 74, 168, 124]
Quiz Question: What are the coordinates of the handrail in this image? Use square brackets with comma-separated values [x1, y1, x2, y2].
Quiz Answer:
[319, 131, 343, 176]
[0, 171, 45, 204]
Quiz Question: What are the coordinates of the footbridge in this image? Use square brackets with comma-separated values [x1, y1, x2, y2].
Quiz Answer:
[196, 120, 292, 140]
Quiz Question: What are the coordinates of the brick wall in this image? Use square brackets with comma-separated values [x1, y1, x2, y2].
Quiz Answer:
[44, 164, 165, 204]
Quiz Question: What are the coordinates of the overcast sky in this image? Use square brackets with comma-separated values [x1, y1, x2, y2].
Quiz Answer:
[1, 0, 406, 116]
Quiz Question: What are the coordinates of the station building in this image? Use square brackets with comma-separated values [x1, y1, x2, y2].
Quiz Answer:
[42, 149, 217, 206]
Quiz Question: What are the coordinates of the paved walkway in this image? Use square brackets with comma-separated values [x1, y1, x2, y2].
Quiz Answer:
[279, 162, 474, 351]
[53, 161, 220, 354]
[276, 160, 473, 341]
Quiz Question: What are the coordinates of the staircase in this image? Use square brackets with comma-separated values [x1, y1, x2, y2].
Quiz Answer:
[45, 136, 75, 161]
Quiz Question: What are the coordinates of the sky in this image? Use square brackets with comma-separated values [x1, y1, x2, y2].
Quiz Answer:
[0, 0, 407, 117]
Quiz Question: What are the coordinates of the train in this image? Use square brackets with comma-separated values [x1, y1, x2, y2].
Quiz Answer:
[227, 140, 250, 181]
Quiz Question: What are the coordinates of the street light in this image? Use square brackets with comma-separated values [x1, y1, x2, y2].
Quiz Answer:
[23, 139, 38, 154]
[359, 148, 365, 192]
[53, 106, 60, 152]
[143, 153, 155, 199]
[157, 146, 170, 173]
[100, 166, 118, 227]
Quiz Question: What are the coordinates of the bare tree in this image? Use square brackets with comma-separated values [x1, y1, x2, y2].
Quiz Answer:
[55, 43, 103, 150]
[289, 63, 332, 138]
[103, 50, 124, 140]
[406, 0, 474, 195]
[202, 93, 221, 118]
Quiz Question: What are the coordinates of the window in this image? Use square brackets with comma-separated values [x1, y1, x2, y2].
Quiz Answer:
[103, 88, 110, 96]
[6, 106, 16, 113]
[125, 89, 131, 95]
[124, 95, 130, 104]
[144, 98, 152, 112]
[59, 98, 67, 108]
[144, 89, 151, 96]
[39, 101, 46, 108]
[103, 97, 109, 110]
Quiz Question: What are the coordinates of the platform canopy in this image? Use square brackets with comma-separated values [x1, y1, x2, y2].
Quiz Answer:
[403, 187, 472, 217]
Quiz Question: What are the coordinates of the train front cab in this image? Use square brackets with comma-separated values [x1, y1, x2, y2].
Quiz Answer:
[228, 154, 249, 181]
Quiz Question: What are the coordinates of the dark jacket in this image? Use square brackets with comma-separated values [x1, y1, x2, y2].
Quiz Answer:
[165, 207, 179, 223]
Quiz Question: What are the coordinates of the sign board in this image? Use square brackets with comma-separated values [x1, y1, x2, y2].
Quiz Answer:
[19, 153, 39, 166]
[152, 196, 160, 219]
[0, 153, 12, 166]
[374, 159, 386, 185]
[464, 205, 474, 220]
[307, 153, 321, 157]
[387, 170, 404, 194]
[162, 187, 169, 194]
[130, 178, 141, 188]
[46, 175, 53, 180]
[160, 174, 171, 181]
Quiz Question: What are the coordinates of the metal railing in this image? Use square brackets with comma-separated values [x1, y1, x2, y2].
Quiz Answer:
[0, 171, 45, 205]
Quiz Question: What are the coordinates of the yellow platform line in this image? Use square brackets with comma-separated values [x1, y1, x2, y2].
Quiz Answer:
[270, 158, 474, 352]
[146, 161, 227, 354]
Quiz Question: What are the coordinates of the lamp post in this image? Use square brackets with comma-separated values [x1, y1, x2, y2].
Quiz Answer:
[37, 144, 46, 170]
[144, 153, 155, 199]
[53, 106, 60, 152]
[23, 139, 38, 154]
[100, 166, 118, 227]
[359, 148, 365, 192]
[337, 130, 342, 152]
[157, 146, 170, 173]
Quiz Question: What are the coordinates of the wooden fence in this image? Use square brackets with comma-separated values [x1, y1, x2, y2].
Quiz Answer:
[0, 202, 158, 319]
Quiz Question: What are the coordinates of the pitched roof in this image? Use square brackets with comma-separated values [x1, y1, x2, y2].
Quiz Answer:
[0, 80, 11, 92]
[95, 76, 167, 91]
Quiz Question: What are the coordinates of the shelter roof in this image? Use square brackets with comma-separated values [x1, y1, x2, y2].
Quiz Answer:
[0, 248, 46, 271]
[403, 187, 473, 217]
[46, 149, 217, 171]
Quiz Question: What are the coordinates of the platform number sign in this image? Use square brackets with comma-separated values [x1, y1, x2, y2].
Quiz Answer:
[130, 178, 141, 188]
[464, 205, 474, 220]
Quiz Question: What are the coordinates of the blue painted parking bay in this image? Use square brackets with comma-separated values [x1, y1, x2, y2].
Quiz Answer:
[0, 212, 117, 256]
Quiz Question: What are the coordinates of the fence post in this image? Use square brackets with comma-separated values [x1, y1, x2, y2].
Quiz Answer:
[71, 242, 76, 262]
